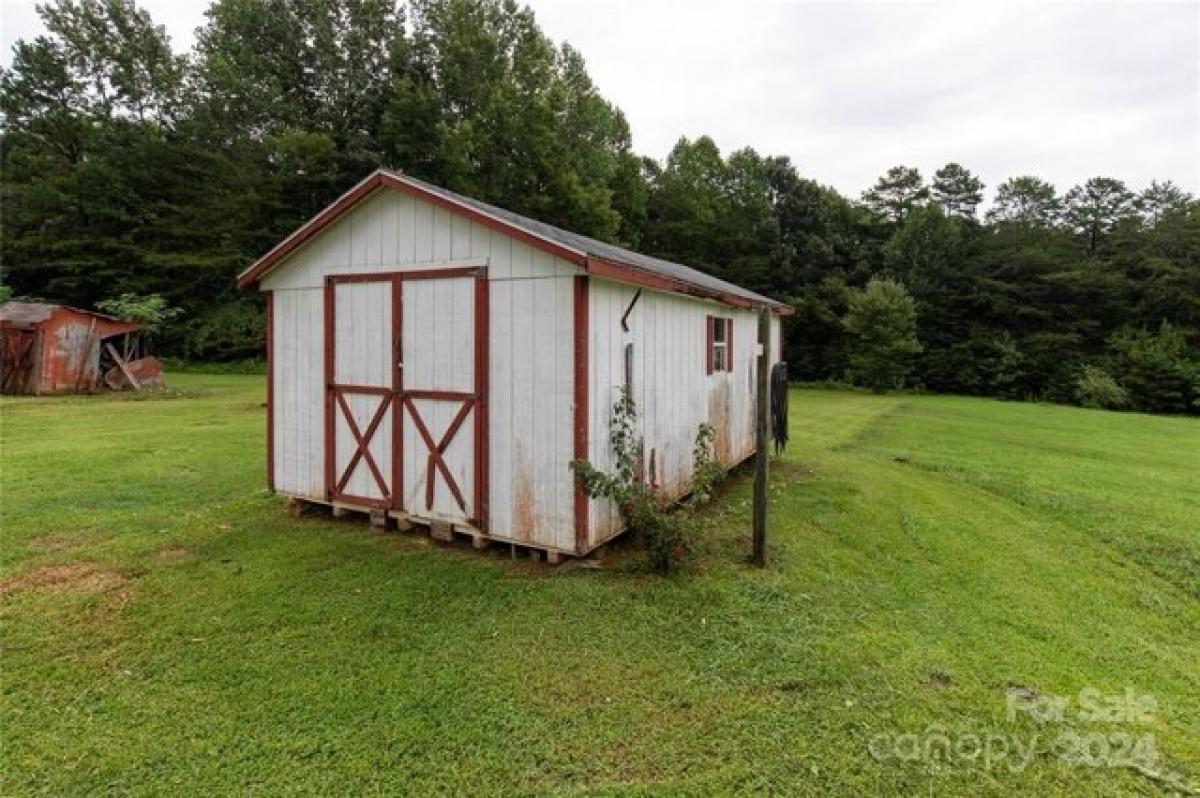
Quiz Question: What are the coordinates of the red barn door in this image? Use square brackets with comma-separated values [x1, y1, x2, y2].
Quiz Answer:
[325, 269, 488, 529]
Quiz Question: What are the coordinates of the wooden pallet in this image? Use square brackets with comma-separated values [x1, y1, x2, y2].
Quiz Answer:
[285, 497, 571, 564]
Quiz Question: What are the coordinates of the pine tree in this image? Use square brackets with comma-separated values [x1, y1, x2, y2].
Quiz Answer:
[861, 166, 928, 223]
[931, 162, 985, 220]
[843, 277, 923, 392]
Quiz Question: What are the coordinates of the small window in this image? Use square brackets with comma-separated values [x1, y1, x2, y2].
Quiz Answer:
[707, 316, 734, 374]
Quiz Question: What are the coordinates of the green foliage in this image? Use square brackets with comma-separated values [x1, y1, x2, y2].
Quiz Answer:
[0, 284, 12, 304]
[843, 277, 922, 393]
[570, 386, 642, 507]
[986, 176, 1061, 226]
[158, 357, 265, 374]
[640, 136, 777, 295]
[1108, 323, 1200, 414]
[571, 387, 724, 573]
[380, 0, 640, 243]
[569, 386, 685, 573]
[861, 165, 928, 223]
[1074, 365, 1129, 410]
[95, 292, 182, 329]
[5, 378, 1200, 794]
[2, 0, 640, 359]
[689, 422, 724, 505]
[1062, 177, 1138, 253]
[1, 0, 1198, 420]
[931, 162, 984, 220]
[1138, 180, 1192, 226]
[177, 299, 266, 362]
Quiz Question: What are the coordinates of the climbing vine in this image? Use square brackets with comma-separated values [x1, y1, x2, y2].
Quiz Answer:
[689, 422, 725, 505]
[571, 386, 725, 573]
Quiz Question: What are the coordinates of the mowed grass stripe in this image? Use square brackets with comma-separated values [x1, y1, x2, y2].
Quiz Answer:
[1, 377, 1197, 794]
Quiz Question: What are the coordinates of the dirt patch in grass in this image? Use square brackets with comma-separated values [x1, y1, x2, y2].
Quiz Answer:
[0, 563, 128, 599]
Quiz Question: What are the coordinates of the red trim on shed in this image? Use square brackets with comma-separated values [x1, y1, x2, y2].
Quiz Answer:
[323, 279, 335, 501]
[588, 256, 692, 299]
[320, 269, 488, 528]
[237, 170, 791, 316]
[238, 173, 585, 289]
[329, 267, 483, 284]
[726, 316, 733, 373]
[573, 275, 590, 552]
[585, 257, 792, 315]
[391, 277, 403, 512]
[706, 315, 715, 375]
[474, 275, 489, 531]
[378, 173, 587, 268]
[266, 291, 275, 491]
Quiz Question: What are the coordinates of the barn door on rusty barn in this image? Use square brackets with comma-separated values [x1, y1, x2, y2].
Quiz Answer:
[1, 329, 38, 394]
[325, 275, 400, 509]
[396, 268, 488, 530]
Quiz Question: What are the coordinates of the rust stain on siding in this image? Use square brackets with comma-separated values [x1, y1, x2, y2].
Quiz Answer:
[707, 378, 732, 464]
[1, 303, 145, 395]
[513, 443, 535, 542]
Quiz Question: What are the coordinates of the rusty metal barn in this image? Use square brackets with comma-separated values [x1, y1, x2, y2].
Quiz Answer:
[0, 302, 153, 395]
[239, 170, 790, 559]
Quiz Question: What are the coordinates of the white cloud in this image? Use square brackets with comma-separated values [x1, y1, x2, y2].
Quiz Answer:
[3, 0, 1196, 198]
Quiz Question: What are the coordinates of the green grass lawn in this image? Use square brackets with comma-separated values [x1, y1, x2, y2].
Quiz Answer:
[2, 375, 1198, 795]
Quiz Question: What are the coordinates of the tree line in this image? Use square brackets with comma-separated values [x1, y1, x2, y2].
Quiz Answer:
[2, 0, 1197, 413]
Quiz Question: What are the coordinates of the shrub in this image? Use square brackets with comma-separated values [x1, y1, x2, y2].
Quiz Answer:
[571, 388, 725, 573]
[1108, 323, 1200, 414]
[178, 300, 265, 362]
[690, 422, 725, 505]
[95, 293, 183, 330]
[1074, 366, 1128, 410]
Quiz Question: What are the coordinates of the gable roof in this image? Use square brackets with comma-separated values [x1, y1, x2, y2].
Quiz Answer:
[238, 169, 792, 314]
[0, 302, 144, 334]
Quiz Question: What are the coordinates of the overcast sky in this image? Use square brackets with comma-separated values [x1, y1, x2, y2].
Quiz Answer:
[2, 0, 1197, 199]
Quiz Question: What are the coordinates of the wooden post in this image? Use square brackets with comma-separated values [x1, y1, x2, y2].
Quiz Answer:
[104, 341, 141, 391]
[752, 309, 770, 566]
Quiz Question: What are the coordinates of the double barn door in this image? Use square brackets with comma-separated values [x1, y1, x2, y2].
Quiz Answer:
[324, 269, 487, 529]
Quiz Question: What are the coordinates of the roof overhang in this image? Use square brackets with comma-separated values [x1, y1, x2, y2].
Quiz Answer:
[238, 169, 793, 315]
[0, 302, 147, 333]
[583, 257, 792, 314]
[237, 170, 587, 290]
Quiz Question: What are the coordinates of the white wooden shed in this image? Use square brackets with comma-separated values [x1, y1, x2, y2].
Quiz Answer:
[239, 169, 789, 558]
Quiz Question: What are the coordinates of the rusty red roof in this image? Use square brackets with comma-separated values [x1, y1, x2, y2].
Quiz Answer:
[0, 302, 144, 333]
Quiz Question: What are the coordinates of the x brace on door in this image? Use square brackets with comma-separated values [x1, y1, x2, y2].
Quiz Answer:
[403, 391, 475, 515]
[324, 268, 489, 529]
[333, 388, 392, 499]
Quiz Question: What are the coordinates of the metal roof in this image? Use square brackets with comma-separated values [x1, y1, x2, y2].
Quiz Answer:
[239, 170, 790, 313]
[0, 302, 59, 325]
[0, 302, 143, 332]
[389, 171, 788, 311]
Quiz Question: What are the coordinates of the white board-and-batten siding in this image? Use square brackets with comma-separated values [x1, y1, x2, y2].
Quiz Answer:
[263, 188, 580, 550]
[586, 280, 782, 544]
[262, 184, 784, 554]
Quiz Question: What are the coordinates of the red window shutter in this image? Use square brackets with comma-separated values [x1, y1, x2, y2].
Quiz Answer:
[726, 317, 734, 372]
[706, 315, 714, 374]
